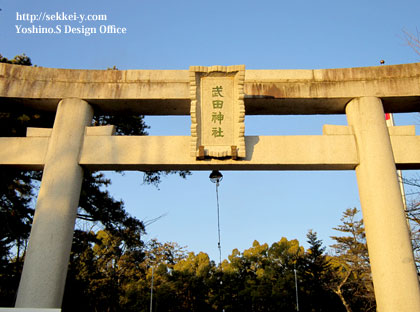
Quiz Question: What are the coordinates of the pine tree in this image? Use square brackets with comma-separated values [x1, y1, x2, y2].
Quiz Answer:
[301, 230, 343, 312]
[330, 208, 376, 312]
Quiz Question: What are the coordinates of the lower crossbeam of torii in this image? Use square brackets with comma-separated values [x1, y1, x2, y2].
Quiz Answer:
[1, 62, 420, 311]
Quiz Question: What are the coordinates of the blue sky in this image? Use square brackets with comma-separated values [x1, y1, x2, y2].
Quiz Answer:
[2, 0, 420, 261]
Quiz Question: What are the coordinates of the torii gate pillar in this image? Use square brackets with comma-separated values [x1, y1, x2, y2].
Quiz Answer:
[346, 97, 420, 311]
[15, 98, 93, 308]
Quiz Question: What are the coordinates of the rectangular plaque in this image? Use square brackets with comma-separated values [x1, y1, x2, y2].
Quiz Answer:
[201, 77, 234, 146]
[190, 65, 245, 158]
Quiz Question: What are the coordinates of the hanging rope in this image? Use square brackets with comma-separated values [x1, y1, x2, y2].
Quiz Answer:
[215, 180, 222, 266]
[209, 170, 223, 266]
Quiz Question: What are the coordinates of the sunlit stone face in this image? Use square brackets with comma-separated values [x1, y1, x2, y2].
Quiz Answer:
[201, 76, 234, 147]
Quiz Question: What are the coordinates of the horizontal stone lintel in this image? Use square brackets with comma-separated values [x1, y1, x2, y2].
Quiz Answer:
[26, 125, 116, 137]
[79, 135, 358, 170]
[322, 125, 416, 136]
[0, 137, 49, 169]
[2, 63, 420, 115]
[2, 135, 420, 170]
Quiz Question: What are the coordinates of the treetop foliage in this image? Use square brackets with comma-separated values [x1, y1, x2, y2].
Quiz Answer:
[0, 53, 32, 66]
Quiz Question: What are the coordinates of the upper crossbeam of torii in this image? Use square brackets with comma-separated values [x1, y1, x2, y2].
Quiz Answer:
[1, 62, 420, 115]
[1, 62, 420, 312]
[1, 62, 420, 171]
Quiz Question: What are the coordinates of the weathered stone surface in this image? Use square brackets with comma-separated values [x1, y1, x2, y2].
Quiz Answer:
[346, 97, 420, 312]
[3, 133, 420, 170]
[1, 62, 420, 114]
[15, 99, 93, 309]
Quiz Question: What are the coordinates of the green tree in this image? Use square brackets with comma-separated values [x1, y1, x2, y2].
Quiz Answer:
[266, 238, 303, 312]
[217, 238, 306, 312]
[63, 229, 146, 312]
[0, 53, 31, 66]
[300, 230, 343, 312]
[136, 240, 188, 312]
[0, 168, 36, 306]
[164, 252, 214, 312]
[87, 238, 188, 312]
[0, 54, 40, 306]
[330, 208, 376, 312]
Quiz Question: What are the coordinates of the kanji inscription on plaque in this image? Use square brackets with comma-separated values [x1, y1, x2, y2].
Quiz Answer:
[190, 65, 245, 159]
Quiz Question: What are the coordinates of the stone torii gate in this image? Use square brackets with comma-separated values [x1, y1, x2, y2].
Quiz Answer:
[1, 62, 420, 311]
